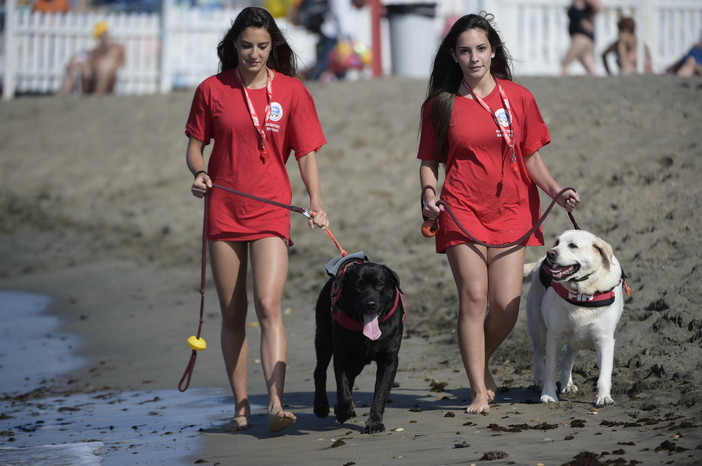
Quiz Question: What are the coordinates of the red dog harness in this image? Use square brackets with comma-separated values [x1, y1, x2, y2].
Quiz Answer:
[330, 259, 406, 332]
[540, 265, 631, 308]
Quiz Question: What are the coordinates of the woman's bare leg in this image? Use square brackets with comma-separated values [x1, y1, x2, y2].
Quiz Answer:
[250, 236, 296, 432]
[209, 240, 251, 431]
[483, 246, 526, 398]
[562, 34, 597, 76]
[447, 243, 491, 414]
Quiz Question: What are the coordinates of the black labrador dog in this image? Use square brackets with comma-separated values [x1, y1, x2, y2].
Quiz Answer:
[313, 258, 405, 434]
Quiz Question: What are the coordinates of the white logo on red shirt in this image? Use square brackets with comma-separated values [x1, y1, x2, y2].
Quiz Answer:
[495, 108, 511, 128]
[270, 102, 283, 121]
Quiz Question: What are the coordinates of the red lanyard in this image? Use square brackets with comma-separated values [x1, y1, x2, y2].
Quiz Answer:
[236, 67, 272, 163]
[463, 78, 518, 174]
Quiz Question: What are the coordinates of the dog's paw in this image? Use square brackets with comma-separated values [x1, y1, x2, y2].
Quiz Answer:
[561, 382, 578, 394]
[540, 393, 559, 403]
[313, 403, 330, 418]
[313, 393, 330, 418]
[334, 402, 356, 424]
[364, 419, 385, 434]
[595, 394, 614, 407]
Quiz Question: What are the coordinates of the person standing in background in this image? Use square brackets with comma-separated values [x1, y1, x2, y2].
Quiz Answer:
[308, 0, 354, 81]
[561, 0, 603, 76]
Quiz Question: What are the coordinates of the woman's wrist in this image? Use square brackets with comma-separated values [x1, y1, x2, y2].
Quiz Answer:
[422, 185, 436, 200]
[194, 170, 207, 178]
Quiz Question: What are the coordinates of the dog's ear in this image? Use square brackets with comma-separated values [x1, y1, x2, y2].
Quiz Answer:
[593, 239, 614, 270]
[382, 265, 402, 293]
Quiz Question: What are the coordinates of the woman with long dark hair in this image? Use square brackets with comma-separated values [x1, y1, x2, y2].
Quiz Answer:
[185, 7, 329, 432]
[418, 13, 580, 414]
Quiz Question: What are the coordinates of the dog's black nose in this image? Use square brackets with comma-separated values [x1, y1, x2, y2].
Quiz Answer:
[547, 250, 557, 261]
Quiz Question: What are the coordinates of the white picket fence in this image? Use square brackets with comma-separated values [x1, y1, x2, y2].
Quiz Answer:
[1, 0, 701, 99]
[0, 4, 320, 98]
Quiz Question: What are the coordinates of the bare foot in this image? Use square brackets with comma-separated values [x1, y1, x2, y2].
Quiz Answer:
[485, 370, 498, 401]
[224, 415, 250, 432]
[466, 393, 490, 415]
[268, 409, 297, 433]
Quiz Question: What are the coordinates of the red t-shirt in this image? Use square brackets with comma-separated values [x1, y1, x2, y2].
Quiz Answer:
[186, 70, 326, 242]
[417, 80, 550, 252]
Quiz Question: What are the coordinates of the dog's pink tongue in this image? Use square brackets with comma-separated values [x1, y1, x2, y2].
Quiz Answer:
[363, 314, 381, 341]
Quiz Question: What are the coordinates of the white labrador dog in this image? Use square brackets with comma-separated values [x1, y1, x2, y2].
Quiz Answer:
[523, 229, 630, 407]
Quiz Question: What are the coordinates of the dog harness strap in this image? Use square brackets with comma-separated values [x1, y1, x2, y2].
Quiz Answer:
[550, 281, 618, 307]
[541, 259, 631, 306]
[331, 287, 406, 331]
[331, 308, 364, 331]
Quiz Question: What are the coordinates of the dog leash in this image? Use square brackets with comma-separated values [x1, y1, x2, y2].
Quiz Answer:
[212, 182, 348, 256]
[178, 183, 347, 392]
[178, 194, 210, 392]
[421, 186, 580, 247]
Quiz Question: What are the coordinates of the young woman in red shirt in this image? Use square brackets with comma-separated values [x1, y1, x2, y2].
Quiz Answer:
[185, 6, 329, 433]
[418, 13, 581, 415]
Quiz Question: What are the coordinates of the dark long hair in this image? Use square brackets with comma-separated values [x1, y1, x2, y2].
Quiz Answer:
[421, 12, 513, 163]
[217, 6, 298, 76]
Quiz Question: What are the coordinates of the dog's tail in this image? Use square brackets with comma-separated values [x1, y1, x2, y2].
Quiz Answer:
[523, 257, 545, 282]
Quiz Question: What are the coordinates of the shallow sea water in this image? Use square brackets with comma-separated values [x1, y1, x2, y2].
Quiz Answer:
[0, 290, 254, 465]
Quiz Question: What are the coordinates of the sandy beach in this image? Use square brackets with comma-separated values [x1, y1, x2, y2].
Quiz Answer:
[1, 74, 701, 465]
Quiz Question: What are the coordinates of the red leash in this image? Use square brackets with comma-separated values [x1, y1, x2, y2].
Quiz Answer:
[178, 184, 347, 391]
[421, 187, 580, 247]
[178, 194, 209, 392]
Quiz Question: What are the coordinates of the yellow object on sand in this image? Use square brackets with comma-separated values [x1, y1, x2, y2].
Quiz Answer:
[93, 21, 109, 38]
[187, 335, 207, 351]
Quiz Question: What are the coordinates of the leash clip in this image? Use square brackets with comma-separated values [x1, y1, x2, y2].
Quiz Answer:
[301, 209, 316, 220]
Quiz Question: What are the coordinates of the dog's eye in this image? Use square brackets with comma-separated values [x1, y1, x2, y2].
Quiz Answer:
[375, 280, 384, 290]
[568, 243, 578, 249]
[553, 239, 560, 247]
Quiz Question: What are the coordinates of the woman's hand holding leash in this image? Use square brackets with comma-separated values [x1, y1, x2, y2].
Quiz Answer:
[556, 187, 581, 212]
[191, 170, 211, 198]
[421, 185, 443, 237]
[307, 207, 329, 230]
[421, 185, 443, 220]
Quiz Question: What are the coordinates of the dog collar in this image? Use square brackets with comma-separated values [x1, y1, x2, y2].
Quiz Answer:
[550, 281, 617, 307]
[540, 263, 631, 307]
[330, 259, 407, 332]
[331, 287, 406, 332]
